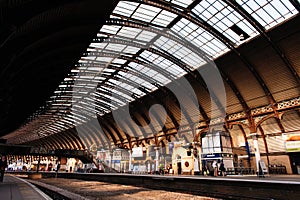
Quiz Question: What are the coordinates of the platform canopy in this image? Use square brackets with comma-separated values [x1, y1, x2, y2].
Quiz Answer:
[1, 0, 300, 152]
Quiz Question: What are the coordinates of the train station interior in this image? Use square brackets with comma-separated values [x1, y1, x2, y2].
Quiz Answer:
[0, 0, 300, 199]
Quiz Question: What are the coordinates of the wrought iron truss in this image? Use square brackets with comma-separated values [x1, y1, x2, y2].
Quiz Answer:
[3, 0, 300, 151]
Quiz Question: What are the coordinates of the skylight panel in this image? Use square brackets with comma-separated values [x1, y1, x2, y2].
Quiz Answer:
[128, 62, 143, 71]
[112, 58, 127, 65]
[171, 45, 186, 58]
[154, 36, 176, 51]
[96, 98, 114, 108]
[158, 57, 172, 68]
[112, 89, 132, 101]
[96, 33, 109, 37]
[132, 88, 144, 96]
[118, 80, 134, 91]
[113, 1, 138, 17]
[95, 57, 113, 63]
[152, 73, 171, 85]
[236, 0, 298, 30]
[82, 55, 96, 60]
[86, 67, 104, 72]
[123, 46, 140, 54]
[108, 78, 118, 85]
[103, 68, 115, 73]
[90, 42, 107, 49]
[117, 27, 142, 39]
[136, 30, 157, 42]
[154, 36, 205, 69]
[140, 67, 157, 77]
[139, 51, 159, 63]
[182, 52, 205, 69]
[143, 82, 156, 91]
[140, 51, 179, 79]
[172, 18, 229, 58]
[166, 64, 185, 77]
[168, 45, 181, 55]
[105, 43, 126, 52]
[94, 76, 105, 80]
[152, 10, 178, 26]
[171, 0, 193, 8]
[131, 75, 146, 86]
[96, 93, 114, 102]
[100, 25, 120, 35]
[131, 4, 161, 23]
[116, 82, 134, 97]
[119, 71, 133, 79]
[193, 0, 258, 45]
[76, 75, 95, 80]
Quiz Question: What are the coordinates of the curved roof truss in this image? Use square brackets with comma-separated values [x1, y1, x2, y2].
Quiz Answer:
[2, 0, 300, 151]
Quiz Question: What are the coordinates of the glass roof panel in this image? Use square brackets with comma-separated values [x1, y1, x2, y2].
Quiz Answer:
[111, 89, 132, 101]
[90, 42, 107, 49]
[113, 1, 138, 17]
[152, 10, 178, 26]
[132, 4, 162, 23]
[154, 36, 207, 69]
[236, 0, 298, 30]
[117, 27, 142, 39]
[105, 43, 126, 52]
[193, 0, 258, 45]
[139, 51, 177, 78]
[117, 81, 134, 92]
[152, 73, 171, 85]
[167, 64, 185, 77]
[123, 46, 140, 54]
[95, 57, 114, 63]
[101, 25, 120, 35]
[135, 30, 158, 42]
[171, 18, 229, 58]
[170, 0, 193, 8]
[112, 58, 127, 65]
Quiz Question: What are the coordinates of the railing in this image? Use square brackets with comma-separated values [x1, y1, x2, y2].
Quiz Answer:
[226, 167, 255, 175]
[268, 165, 287, 174]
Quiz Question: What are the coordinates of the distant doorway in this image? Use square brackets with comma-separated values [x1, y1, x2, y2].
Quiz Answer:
[177, 162, 182, 175]
[289, 153, 300, 174]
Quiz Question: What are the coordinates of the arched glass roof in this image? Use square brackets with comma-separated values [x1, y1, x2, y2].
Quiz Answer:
[4, 0, 299, 149]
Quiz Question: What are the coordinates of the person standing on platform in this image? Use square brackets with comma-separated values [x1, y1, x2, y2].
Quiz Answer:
[212, 160, 218, 176]
[56, 161, 61, 172]
[219, 161, 226, 176]
[0, 155, 8, 182]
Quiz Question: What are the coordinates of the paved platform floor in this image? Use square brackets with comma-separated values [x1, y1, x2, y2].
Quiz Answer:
[4, 173, 300, 199]
[0, 175, 51, 200]
[29, 177, 221, 200]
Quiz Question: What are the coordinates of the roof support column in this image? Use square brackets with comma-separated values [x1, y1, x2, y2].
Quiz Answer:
[128, 149, 132, 173]
[250, 133, 261, 175]
[155, 146, 160, 173]
[258, 126, 270, 170]
[109, 150, 113, 170]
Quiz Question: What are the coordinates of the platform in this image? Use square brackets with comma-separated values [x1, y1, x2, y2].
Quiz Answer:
[5, 171, 300, 199]
[0, 175, 51, 200]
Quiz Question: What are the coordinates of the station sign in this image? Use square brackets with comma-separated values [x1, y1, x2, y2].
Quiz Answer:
[283, 133, 300, 152]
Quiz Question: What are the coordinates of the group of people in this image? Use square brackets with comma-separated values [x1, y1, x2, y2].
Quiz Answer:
[203, 160, 226, 177]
